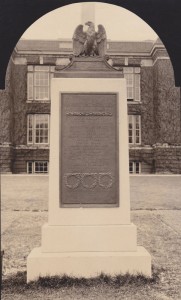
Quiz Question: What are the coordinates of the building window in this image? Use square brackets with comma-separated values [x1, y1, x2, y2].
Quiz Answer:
[27, 65, 54, 100]
[128, 115, 141, 144]
[129, 161, 141, 174]
[27, 114, 49, 145]
[27, 161, 49, 174]
[123, 67, 140, 101]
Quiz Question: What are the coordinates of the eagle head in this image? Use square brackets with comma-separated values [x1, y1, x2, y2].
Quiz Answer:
[85, 21, 93, 27]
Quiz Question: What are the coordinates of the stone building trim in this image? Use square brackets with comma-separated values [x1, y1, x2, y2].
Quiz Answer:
[15, 145, 50, 150]
[11, 56, 27, 65]
[141, 59, 153, 67]
[152, 56, 170, 66]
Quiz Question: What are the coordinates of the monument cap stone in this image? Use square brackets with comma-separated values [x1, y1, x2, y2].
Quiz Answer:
[55, 56, 123, 77]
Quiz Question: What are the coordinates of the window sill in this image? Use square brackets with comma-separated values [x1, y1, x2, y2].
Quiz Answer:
[27, 100, 51, 103]
[27, 173, 49, 175]
[127, 101, 141, 104]
[129, 173, 141, 175]
[129, 144, 142, 148]
[15, 145, 49, 149]
[27, 145, 49, 148]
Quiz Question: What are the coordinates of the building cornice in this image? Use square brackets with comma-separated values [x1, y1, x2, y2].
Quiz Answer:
[149, 43, 166, 56]
[13, 39, 170, 68]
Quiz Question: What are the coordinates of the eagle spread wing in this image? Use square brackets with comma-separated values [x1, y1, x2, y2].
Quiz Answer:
[72, 25, 86, 56]
[96, 24, 107, 57]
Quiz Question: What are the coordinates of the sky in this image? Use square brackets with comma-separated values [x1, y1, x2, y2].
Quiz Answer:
[21, 2, 158, 41]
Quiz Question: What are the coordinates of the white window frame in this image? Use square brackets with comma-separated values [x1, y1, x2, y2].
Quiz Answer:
[27, 65, 54, 101]
[27, 114, 50, 145]
[27, 161, 49, 174]
[124, 67, 140, 102]
[128, 115, 141, 145]
[129, 161, 141, 174]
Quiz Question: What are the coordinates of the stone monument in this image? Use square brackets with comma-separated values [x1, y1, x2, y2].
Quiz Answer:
[27, 22, 151, 282]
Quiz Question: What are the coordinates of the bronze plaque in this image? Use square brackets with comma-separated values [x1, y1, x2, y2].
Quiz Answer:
[60, 93, 119, 206]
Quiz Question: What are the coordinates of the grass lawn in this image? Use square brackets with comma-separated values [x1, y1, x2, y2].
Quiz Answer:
[1, 175, 181, 299]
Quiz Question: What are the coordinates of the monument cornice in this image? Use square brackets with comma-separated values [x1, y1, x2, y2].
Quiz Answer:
[55, 56, 123, 77]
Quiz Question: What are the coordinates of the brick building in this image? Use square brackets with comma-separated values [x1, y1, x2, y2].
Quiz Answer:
[0, 37, 181, 174]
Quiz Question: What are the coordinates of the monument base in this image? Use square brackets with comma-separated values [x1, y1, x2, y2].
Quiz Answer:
[27, 246, 151, 282]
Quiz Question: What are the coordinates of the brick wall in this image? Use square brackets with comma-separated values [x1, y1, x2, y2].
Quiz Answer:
[129, 148, 154, 173]
[0, 60, 13, 172]
[127, 59, 181, 173]
[154, 146, 181, 174]
[140, 66, 154, 145]
[1, 45, 181, 174]
[153, 59, 181, 144]
[0, 61, 13, 144]
[0, 144, 13, 173]
[10, 64, 28, 145]
[13, 148, 49, 173]
[10, 63, 51, 173]
[10, 64, 50, 145]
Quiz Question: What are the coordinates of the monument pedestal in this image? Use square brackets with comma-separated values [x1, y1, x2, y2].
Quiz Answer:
[27, 247, 151, 281]
[27, 59, 151, 282]
[28, 222, 151, 281]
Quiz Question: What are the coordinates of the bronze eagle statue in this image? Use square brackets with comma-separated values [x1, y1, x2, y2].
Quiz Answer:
[72, 21, 107, 57]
